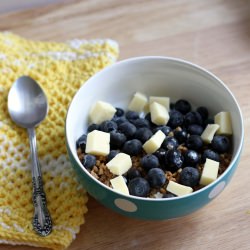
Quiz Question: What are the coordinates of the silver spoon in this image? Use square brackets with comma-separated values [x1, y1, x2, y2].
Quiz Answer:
[8, 76, 52, 236]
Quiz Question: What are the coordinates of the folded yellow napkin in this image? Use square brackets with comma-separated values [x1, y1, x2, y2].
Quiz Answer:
[0, 32, 119, 249]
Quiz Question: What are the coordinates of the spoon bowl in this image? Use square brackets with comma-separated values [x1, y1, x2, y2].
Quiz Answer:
[8, 76, 48, 128]
[8, 76, 52, 236]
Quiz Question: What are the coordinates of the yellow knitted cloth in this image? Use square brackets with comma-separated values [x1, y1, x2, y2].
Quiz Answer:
[0, 32, 119, 249]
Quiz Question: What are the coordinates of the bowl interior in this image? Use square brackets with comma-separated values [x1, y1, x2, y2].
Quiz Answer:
[67, 57, 242, 163]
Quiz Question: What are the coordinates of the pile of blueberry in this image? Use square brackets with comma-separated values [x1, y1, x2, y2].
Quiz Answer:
[76, 99, 231, 198]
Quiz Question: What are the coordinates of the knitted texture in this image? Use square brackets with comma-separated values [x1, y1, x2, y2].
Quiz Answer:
[0, 32, 119, 249]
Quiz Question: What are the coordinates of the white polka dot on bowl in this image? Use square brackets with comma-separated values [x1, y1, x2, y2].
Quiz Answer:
[209, 181, 226, 199]
[114, 198, 138, 212]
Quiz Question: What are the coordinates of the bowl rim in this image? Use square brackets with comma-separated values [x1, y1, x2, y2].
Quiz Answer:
[65, 56, 244, 202]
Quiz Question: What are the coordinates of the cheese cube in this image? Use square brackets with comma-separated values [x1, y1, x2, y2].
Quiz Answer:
[85, 130, 110, 156]
[214, 112, 233, 135]
[110, 175, 129, 195]
[200, 158, 219, 186]
[149, 96, 170, 110]
[153, 192, 163, 198]
[150, 102, 169, 125]
[166, 181, 193, 197]
[143, 130, 166, 154]
[201, 124, 220, 143]
[106, 153, 132, 175]
[89, 101, 116, 124]
[128, 92, 148, 112]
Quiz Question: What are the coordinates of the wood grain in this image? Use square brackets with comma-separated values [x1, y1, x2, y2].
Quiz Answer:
[1, 0, 250, 249]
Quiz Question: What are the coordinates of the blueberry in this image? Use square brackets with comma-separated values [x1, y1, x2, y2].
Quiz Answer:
[179, 167, 200, 187]
[76, 134, 87, 151]
[165, 149, 184, 172]
[144, 113, 155, 127]
[110, 131, 127, 148]
[131, 118, 150, 128]
[128, 177, 150, 197]
[196, 106, 209, 121]
[212, 135, 230, 153]
[125, 111, 139, 121]
[118, 122, 137, 138]
[145, 113, 151, 121]
[203, 117, 214, 128]
[122, 139, 142, 156]
[184, 111, 203, 127]
[174, 130, 188, 143]
[134, 127, 153, 143]
[162, 136, 179, 150]
[82, 154, 96, 169]
[154, 148, 167, 165]
[170, 102, 175, 110]
[87, 123, 99, 133]
[186, 135, 203, 151]
[162, 193, 176, 198]
[127, 167, 141, 180]
[147, 168, 166, 188]
[174, 99, 191, 114]
[113, 116, 127, 126]
[152, 125, 172, 136]
[184, 150, 199, 166]
[141, 154, 160, 170]
[100, 120, 117, 132]
[187, 124, 204, 135]
[115, 107, 124, 117]
[201, 149, 220, 163]
[167, 110, 184, 128]
[107, 150, 119, 162]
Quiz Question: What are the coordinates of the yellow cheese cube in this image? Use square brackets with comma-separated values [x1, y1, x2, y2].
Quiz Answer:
[214, 112, 233, 135]
[149, 96, 170, 110]
[200, 158, 219, 186]
[85, 130, 110, 156]
[166, 181, 193, 197]
[110, 175, 129, 195]
[143, 130, 166, 154]
[150, 102, 169, 125]
[201, 124, 220, 143]
[106, 153, 132, 175]
[128, 92, 148, 112]
[89, 101, 116, 124]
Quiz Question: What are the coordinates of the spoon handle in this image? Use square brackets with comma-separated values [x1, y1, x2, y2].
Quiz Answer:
[27, 128, 52, 237]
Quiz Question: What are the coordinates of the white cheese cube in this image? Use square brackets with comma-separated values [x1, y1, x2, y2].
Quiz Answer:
[150, 102, 169, 125]
[214, 112, 233, 135]
[166, 181, 193, 197]
[106, 153, 132, 175]
[110, 175, 129, 195]
[89, 101, 116, 124]
[153, 192, 163, 198]
[200, 158, 219, 186]
[143, 130, 166, 154]
[85, 130, 110, 156]
[201, 124, 220, 143]
[149, 96, 170, 110]
[128, 92, 148, 112]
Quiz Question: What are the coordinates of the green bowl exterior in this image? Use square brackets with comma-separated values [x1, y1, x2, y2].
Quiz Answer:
[67, 142, 242, 220]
